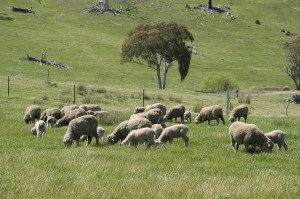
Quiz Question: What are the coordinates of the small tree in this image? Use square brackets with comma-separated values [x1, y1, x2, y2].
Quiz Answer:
[121, 21, 194, 89]
[284, 36, 300, 90]
[208, 0, 213, 9]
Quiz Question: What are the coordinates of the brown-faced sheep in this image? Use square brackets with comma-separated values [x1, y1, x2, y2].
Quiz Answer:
[79, 104, 101, 112]
[62, 115, 99, 147]
[229, 105, 249, 123]
[46, 116, 57, 128]
[40, 108, 62, 121]
[183, 111, 192, 123]
[163, 104, 186, 123]
[56, 108, 87, 127]
[130, 108, 164, 126]
[107, 118, 152, 145]
[151, 124, 164, 139]
[60, 105, 79, 116]
[30, 120, 46, 138]
[24, 105, 41, 124]
[155, 124, 189, 147]
[229, 121, 274, 153]
[80, 126, 105, 143]
[121, 127, 156, 148]
[194, 105, 225, 125]
[265, 130, 288, 151]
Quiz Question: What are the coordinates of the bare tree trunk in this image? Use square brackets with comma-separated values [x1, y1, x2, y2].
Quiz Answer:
[103, 0, 109, 11]
[156, 64, 162, 89]
[208, 0, 212, 9]
[162, 60, 169, 90]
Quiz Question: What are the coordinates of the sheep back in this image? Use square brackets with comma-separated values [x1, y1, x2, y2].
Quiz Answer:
[34, 120, 46, 138]
[61, 105, 79, 116]
[24, 105, 41, 124]
[40, 108, 62, 121]
[79, 104, 101, 112]
[144, 103, 167, 115]
[56, 108, 87, 127]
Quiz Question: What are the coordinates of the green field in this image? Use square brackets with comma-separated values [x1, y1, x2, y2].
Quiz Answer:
[1, 0, 300, 198]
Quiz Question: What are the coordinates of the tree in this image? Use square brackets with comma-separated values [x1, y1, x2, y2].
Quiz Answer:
[102, 0, 109, 12]
[121, 21, 194, 89]
[208, 0, 213, 9]
[284, 36, 300, 90]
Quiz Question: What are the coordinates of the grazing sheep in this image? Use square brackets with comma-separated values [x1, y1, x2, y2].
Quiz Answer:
[229, 105, 249, 123]
[62, 115, 99, 147]
[87, 110, 109, 118]
[40, 108, 62, 121]
[183, 111, 192, 123]
[56, 108, 87, 127]
[134, 107, 145, 114]
[46, 116, 57, 128]
[79, 104, 101, 112]
[155, 124, 189, 147]
[163, 104, 186, 123]
[229, 122, 274, 153]
[130, 108, 164, 126]
[151, 124, 164, 139]
[107, 118, 152, 145]
[30, 120, 46, 138]
[80, 126, 105, 142]
[60, 105, 79, 116]
[194, 105, 225, 125]
[121, 127, 156, 148]
[24, 105, 41, 124]
[265, 130, 288, 151]
[134, 103, 167, 115]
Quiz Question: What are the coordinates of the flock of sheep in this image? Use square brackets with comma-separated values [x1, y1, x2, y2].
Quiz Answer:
[23, 102, 288, 153]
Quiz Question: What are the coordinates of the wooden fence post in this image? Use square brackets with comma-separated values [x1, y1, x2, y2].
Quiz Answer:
[73, 84, 76, 104]
[143, 89, 145, 107]
[8, 76, 10, 97]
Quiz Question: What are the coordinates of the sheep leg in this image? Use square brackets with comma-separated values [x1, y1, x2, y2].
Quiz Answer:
[220, 115, 225, 125]
[93, 132, 99, 146]
[182, 136, 189, 147]
[180, 116, 184, 124]
[244, 142, 250, 153]
[231, 137, 237, 152]
[216, 118, 219, 125]
[76, 139, 80, 147]
[244, 116, 247, 123]
[168, 137, 174, 145]
[86, 135, 92, 146]
[281, 142, 288, 151]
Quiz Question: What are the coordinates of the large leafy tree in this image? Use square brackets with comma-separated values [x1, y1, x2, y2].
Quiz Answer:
[284, 36, 300, 90]
[121, 21, 194, 89]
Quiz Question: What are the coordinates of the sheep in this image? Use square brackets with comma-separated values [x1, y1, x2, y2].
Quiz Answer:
[151, 124, 164, 139]
[229, 105, 249, 123]
[60, 105, 79, 116]
[229, 121, 274, 153]
[79, 104, 101, 112]
[80, 126, 105, 143]
[107, 118, 152, 145]
[121, 127, 156, 148]
[87, 110, 109, 118]
[163, 104, 186, 123]
[183, 111, 192, 123]
[134, 103, 166, 115]
[56, 108, 87, 127]
[24, 105, 41, 124]
[130, 108, 165, 126]
[30, 120, 46, 138]
[40, 108, 62, 121]
[62, 115, 99, 147]
[155, 124, 189, 147]
[134, 107, 145, 114]
[265, 130, 288, 151]
[46, 116, 57, 128]
[194, 105, 225, 125]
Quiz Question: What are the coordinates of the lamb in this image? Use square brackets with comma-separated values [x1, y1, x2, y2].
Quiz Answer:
[62, 115, 99, 147]
[155, 124, 189, 147]
[30, 120, 46, 138]
[229, 105, 249, 123]
[265, 130, 288, 151]
[183, 111, 192, 123]
[40, 108, 62, 121]
[121, 127, 156, 148]
[163, 104, 186, 123]
[107, 118, 152, 145]
[151, 124, 164, 139]
[79, 104, 101, 112]
[194, 105, 225, 125]
[80, 126, 105, 142]
[24, 105, 41, 124]
[60, 105, 79, 116]
[229, 121, 274, 153]
[56, 108, 87, 127]
[130, 108, 165, 126]
[46, 116, 57, 128]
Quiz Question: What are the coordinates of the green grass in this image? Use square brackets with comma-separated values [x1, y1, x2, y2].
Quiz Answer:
[1, 0, 300, 198]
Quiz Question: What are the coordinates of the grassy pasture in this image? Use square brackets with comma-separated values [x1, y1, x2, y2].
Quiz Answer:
[1, 0, 300, 198]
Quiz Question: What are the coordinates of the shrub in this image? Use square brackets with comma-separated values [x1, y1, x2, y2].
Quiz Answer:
[169, 95, 182, 103]
[201, 73, 238, 92]
[193, 104, 203, 113]
[91, 87, 107, 94]
[238, 95, 251, 104]
[77, 84, 88, 96]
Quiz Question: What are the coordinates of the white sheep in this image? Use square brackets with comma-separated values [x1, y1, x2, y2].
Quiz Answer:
[155, 124, 189, 147]
[46, 116, 57, 128]
[79, 104, 101, 112]
[121, 127, 156, 148]
[163, 104, 186, 123]
[134, 103, 167, 115]
[229, 105, 249, 123]
[24, 105, 41, 124]
[151, 124, 164, 139]
[30, 120, 46, 138]
[130, 108, 164, 126]
[183, 111, 192, 123]
[56, 108, 87, 127]
[60, 105, 79, 116]
[80, 126, 105, 143]
[194, 105, 225, 125]
[40, 108, 62, 121]
[229, 121, 274, 153]
[265, 130, 288, 151]
[62, 115, 99, 147]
